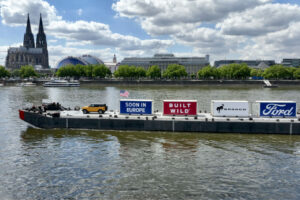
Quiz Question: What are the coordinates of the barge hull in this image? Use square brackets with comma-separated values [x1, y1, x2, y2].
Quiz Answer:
[20, 110, 300, 135]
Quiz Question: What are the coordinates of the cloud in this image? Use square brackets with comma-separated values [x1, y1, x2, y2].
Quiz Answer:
[1, 0, 300, 67]
[0, 0, 173, 60]
[218, 3, 300, 36]
[113, 0, 271, 36]
[0, 0, 60, 26]
[237, 21, 300, 61]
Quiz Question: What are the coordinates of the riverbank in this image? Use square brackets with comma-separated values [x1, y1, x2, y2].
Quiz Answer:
[2, 79, 300, 86]
[79, 79, 300, 86]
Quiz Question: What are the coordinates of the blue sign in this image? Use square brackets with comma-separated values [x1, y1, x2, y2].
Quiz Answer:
[259, 102, 297, 117]
[120, 100, 153, 115]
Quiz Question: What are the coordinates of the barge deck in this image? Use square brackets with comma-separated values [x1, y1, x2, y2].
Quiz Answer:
[19, 110, 300, 135]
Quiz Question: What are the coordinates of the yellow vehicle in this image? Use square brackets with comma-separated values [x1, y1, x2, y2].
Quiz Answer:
[82, 104, 107, 114]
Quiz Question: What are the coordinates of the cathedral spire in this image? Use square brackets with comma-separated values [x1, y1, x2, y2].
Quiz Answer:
[36, 13, 47, 49]
[26, 14, 32, 34]
[38, 13, 44, 34]
[23, 13, 35, 48]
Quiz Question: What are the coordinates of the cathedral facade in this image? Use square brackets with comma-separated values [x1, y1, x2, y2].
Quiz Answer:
[5, 14, 49, 70]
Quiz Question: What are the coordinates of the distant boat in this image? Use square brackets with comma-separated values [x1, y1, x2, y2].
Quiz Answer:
[0, 83, 4, 87]
[17, 82, 37, 87]
[43, 79, 80, 87]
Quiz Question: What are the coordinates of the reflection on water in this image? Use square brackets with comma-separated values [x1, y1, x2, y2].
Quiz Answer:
[16, 128, 300, 199]
[1, 85, 300, 199]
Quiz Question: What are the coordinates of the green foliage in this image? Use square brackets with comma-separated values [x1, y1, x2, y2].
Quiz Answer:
[0, 66, 10, 77]
[19, 65, 37, 78]
[114, 65, 130, 78]
[146, 65, 161, 79]
[85, 65, 94, 78]
[56, 64, 111, 78]
[190, 73, 196, 79]
[262, 65, 294, 79]
[293, 68, 300, 79]
[250, 69, 263, 77]
[114, 65, 146, 78]
[162, 64, 187, 79]
[11, 69, 20, 77]
[198, 65, 219, 79]
[93, 64, 111, 78]
[135, 67, 147, 78]
[217, 63, 251, 79]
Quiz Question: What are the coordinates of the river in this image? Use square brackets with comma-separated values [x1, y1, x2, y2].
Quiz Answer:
[0, 84, 300, 199]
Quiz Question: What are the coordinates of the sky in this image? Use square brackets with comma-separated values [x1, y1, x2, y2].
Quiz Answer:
[0, 0, 300, 68]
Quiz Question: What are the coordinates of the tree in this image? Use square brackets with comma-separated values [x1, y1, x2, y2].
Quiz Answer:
[113, 65, 148, 79]
[0, 66, 10, 77]
[250, 69, 263, 77]
[217, 63, 250, 79]
[114, 65, 130, 78]
[85, 65, 94, 78]
[56, 64, 76, 77]
[233, 64, 251, 79]
[146, 65, 161, 79]
[93, 64, 111, 78]
[293, 68, 300, 79]
[163, 64, 187, 79]
[11, 69, 20, 77]
[263, 65, 292, 79]
[135, 67, 146, 78]
[75, 64, 86, 77]
[198, 65, 218, 79]
[19, 65, 37, 78]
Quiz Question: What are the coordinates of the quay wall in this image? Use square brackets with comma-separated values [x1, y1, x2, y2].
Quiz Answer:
[2, 79, 300, 86]
[79, 79, 300, 86]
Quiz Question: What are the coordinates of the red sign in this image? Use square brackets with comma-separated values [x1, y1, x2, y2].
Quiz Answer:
[163, 100, 197, 116]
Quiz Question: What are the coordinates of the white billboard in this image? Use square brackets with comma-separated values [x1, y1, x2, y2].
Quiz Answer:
[211, 100, 250, 117]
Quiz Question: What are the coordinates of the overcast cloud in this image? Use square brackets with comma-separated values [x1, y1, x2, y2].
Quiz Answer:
[1, 0, 300, 67]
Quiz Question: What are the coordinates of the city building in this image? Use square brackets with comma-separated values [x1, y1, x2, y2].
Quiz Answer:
[120, 54, 210, 75]
[104, 54, 119, 73]
[56, 55, 104, 69]
[5, 14, 49, 70]
[214, 60, 275, 69]
[281, 59, 300, 67]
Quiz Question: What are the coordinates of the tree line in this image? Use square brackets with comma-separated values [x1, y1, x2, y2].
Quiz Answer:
[197, 64, 300, 80]
[56, 64, 111, 78]
[1, 63, 300, 80]
[0, 65, 37, 78]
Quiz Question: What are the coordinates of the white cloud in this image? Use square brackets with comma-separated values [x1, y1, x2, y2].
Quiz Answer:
[236, 21, 300, 62]
[0, 0, 173, 63]
[218, 3, 300, 36]
[1, 0, 300, 67]
[113, 0, 271, 36]
[0, 0, 60, 26]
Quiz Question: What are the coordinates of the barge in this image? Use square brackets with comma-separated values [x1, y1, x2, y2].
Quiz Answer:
[19, 109, 300, 135]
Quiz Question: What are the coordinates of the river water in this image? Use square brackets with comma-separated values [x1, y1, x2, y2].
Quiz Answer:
[0, 84, 300, 199]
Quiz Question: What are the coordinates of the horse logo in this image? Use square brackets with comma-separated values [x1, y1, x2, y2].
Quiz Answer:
[216, 104, 224, 113]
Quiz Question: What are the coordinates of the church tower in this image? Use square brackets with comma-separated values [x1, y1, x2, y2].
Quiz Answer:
[113, 54, 117, 63]
[23, 14, 35, 48]
[36, 14, 49, 68]
[36, 14, 47, 49]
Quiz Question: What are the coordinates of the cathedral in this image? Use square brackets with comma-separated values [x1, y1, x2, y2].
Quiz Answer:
[5, 14, 49, 70]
